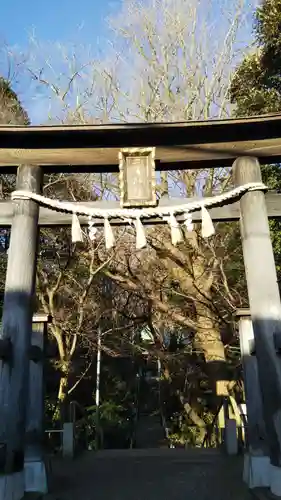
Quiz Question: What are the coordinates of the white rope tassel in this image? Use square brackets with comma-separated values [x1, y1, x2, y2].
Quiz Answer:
[168, 212, 183, 246]
[184, 212, 194, 232]
[134, 217, 147, 249]
[72, 213, 83, 243]
[201, 206, 215, 238]
[104, 217, 115, 250]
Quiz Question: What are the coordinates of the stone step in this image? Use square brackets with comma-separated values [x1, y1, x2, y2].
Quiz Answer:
[135, 415, 166, 448]
[47, 452, 249, 500]
[57, 447, 224, 462]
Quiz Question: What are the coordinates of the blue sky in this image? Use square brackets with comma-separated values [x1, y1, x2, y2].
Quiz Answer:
[1, 0, 120, 48]
[0, 0, 257, 124]
[0, 0, 122, 122]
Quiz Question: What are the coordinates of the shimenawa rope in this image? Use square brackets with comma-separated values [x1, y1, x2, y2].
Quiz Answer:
[11, 182, 267, 250]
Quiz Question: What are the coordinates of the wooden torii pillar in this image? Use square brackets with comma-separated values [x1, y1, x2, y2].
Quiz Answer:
[0, 164, 42, 500]
[24, 313, 51, 495]
[233, 157, 281, 496]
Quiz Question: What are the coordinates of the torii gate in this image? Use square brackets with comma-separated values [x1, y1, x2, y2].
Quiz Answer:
[1, 114, 281, 499]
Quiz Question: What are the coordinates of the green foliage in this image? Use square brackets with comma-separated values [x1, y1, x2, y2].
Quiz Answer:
[87, 401, 126, 428]
[83, 400, 132, 450]
[255, 0, 281, 75]
[230, 0, 281, 276]
[167, 410, 217, 448]
[74, 366, 138, 450]
[261, 165, 281, 271]
[229, 53, 281, 116]
[0, 76, 29, 125]
[230, 0, 281, 117]
[44, 398, 61, 428]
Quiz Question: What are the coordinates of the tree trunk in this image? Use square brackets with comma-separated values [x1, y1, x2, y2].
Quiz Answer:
[195, 303, 229, 398]
[57, 365, 70, 423]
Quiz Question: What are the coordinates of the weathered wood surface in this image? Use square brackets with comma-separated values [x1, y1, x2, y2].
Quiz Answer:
[0, 139, 281, 172]
[26, 322, 45, 447]
[0, 192, 281, 227]
[233, 157, 281, 495]
[24, 320, 48, 495]
[1, 111, 281, 145]
[0, 113, 281, 171]
[0, 164, 42, 500]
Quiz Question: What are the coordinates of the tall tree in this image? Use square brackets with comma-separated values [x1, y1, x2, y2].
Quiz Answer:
[230, 0, 281, 116]
[230, 0, 281, 276]
[17, 0, 255, 433]
[95, 0, 252, 404]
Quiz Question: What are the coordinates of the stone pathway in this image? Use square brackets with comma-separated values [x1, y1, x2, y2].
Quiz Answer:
[46, 449, 252, 500]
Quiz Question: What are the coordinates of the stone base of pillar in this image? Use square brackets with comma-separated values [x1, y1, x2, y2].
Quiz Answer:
[243, 453, 270, 488]
[63, 422, 75, 458]
[0, 471, 25, 500]
[24, 459, 48, 494]
[244, 455, 281, 497]
[270, 465, 281, 496]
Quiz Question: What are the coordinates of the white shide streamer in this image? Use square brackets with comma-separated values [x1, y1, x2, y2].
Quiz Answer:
[201, 206, 215, 238]
[164, 213, 183, 245]
[11, 182, 267, 249]
[103, 217, 115, 250]
[72, 213, 84, 243]
[184, 212, 194, 232]
[88, 217, 97, 242]
[134, 217, 147, 250]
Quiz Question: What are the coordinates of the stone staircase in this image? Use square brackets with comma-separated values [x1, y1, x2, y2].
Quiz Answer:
[135, 377, 168, 449]
[135, 413, 168, 448]
[45, 378, 251, 499]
